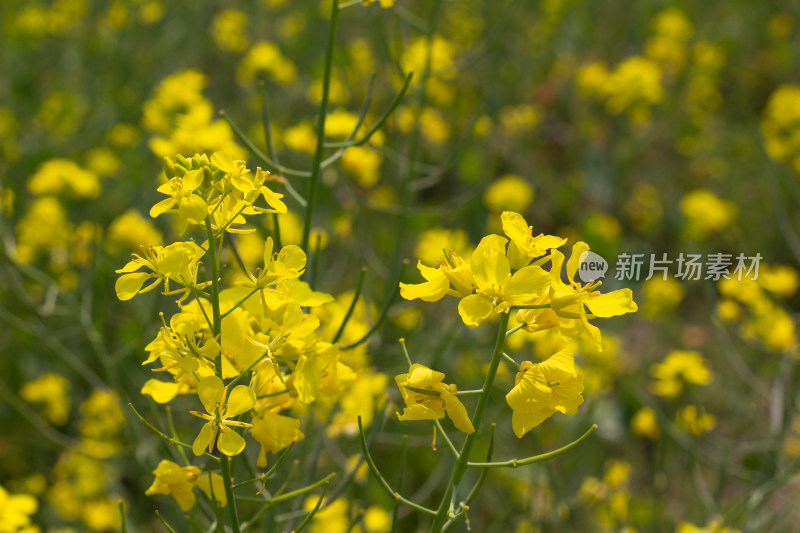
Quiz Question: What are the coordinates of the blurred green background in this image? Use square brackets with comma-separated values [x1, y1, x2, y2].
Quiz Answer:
[1, 0, 800, 531]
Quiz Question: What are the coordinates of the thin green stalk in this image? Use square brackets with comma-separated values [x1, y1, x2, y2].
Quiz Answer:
[390, 435, 408, 533]
[205, 216, 241, 533]
[310, 233, 322, 289]
[155, 510, 178, 533]
[502, 352, 520, 370]
[467, 424, 597, 469]
[204, 218, 223, 377]
[292, 481, 330, 533]
[236, 473, 336, 505]
[220, 110, 310, 178]
[301, 0, 340, 252]
[505, 323, 525, 337]
[433, 420, 460, 460]
[511, 304, 551, 310]
[324, 72, 414, 149]
[259, 80, 281, 168]
[221, 288, 261, 320]
[233, 444, 294, 489]
[341, 260, 408, 350]
[357, 417, 437, 516]
[399, 338, 413, 366]
[119, 501, 127, 533]
[333, 267, 367, 343]
[165, 406, 189, 465]
[129, 403, 219, 462]
[442, 425, 496, 531]
[430, 311, 510, 533]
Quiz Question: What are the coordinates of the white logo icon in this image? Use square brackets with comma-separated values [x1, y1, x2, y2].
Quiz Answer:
[577, 250, 608, 282]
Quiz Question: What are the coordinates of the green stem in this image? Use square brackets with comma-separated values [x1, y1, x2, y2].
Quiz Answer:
[341, 260, 408, 350]
[129, 403, 219, 462]
[511, 304, 551, 310]
[357, 417, 437, 516]
[119, 501, 127, 533]
[502, 352, 521, 370]
[302, 0, 340, 252]
[155, 510, 177, 533]
[467, 424, 597, 468]
[204, 216, 240, 533]
[433, 419, 460, 459]
[430, 311, 510, 533]
[333, 267, 367, 343]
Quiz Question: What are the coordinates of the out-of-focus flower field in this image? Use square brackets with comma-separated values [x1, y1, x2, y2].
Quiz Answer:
[1, 0, 800, 531]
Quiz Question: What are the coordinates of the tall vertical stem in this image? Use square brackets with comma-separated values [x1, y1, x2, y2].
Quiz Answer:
[301, 0, 340, 253]
[205, 217, 241, 533]
[429, 311, 510, 533]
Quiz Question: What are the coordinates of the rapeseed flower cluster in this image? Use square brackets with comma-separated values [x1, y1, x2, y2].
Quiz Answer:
[649, 350, 713, 399]
[716, 266, 798, 352]
[761, 84, 800, 172]
[398, 211, 637, 436]
[142, 70, 245, 159]
[117, 152, 391, 512]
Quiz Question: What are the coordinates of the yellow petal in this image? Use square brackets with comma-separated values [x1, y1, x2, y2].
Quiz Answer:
[470, 234, 509, 289]
[225, 385, 256, 418]
[505, 365, 551, 411]
[263, 236, 274, 266]
[180, 194, 208, 224]
[278, 245, 307, 272]
[511, 407, 554, 438]
[548, 249, 572, 294]
[250, 411, 305, 455]
[506, 265, 550, 305]
[261, 187, 288, 213]
[141, 379, 180, 403]
[183, 169, 204, 191]
[566, 242, 590, 284]
[441, 390, 475, 434]
[198, 472, 227, 507]
[399, 274, 449, 302]
[404, 364, 446, 388]
[585, 289, 638, 317]
[150, 197, 175, 218]
[198, 376, 224, 414]
[193, 422, 216, 456]
[397, 403, 442, 421]
[211, 152, 235, 173]
[115, 272, 153, 300]
[217, 426, 246, 456]
[501, 211, 529, 243]
[457, 294, 494, 327]
[171, 482, 197, 511]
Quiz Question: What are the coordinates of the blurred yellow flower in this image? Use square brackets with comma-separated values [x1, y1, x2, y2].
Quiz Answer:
[106, 209, 163, 253]
[649, 350, 712, 399]
[238, 41, 297, 87]
[27, 158, 100, 199]
[20, 373, 70, 426]
[680, 189, 736, 239]
[678, 405, 716, 436]
[212, 9, 249, 52]
[631, 407, 660, 439]
[483, 175, 535, 214]
[145, 460, 201, 511]
[761, 84, 800, 172]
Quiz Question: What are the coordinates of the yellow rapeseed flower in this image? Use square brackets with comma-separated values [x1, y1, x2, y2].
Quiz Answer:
[190, 376, 256, 456]
[395, 364, 475, 434]
[505, 350, 584, 437]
